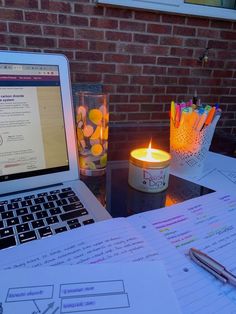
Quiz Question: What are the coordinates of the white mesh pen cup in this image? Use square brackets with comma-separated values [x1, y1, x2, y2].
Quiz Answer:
[170, 119, 217, 178]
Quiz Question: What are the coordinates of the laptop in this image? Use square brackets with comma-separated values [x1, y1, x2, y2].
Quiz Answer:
[0, 50, 111, 250]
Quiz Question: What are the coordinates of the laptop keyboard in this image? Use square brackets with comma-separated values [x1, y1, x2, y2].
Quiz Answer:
[0, 187, 95, 250]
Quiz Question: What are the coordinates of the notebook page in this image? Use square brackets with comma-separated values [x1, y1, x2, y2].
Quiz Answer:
[129, 191, 236, 313]
[0, 218, 163, 270]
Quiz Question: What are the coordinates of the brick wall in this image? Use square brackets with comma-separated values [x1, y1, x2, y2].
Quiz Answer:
[0, 0, 236, 134]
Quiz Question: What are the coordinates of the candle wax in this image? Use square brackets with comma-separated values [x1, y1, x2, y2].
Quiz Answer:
[131, 148, 170, 163]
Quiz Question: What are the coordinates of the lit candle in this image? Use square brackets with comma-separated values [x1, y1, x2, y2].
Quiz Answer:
[128, 142, 171, 193]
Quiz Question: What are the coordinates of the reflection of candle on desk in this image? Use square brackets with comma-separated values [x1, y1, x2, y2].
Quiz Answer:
[128, 142, 171, 193]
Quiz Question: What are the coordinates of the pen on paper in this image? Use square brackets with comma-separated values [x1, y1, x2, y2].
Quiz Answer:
[189, 248, 236, 287]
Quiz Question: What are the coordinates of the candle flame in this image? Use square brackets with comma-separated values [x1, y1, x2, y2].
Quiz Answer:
[146, 140, 152, 160]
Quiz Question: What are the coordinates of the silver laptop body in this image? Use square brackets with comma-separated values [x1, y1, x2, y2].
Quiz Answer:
[0, 51, 111, 250]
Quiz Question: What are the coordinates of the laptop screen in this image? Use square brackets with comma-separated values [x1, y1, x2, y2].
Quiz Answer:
[0, 63, 69, 182]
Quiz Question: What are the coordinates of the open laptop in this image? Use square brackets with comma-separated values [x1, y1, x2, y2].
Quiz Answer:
[0, 50, 111, 250]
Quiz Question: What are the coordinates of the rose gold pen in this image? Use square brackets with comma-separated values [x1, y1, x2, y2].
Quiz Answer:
[189, 247, 236, 287]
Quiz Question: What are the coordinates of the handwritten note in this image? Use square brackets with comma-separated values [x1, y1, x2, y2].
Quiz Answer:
[0, 262, 181, 314]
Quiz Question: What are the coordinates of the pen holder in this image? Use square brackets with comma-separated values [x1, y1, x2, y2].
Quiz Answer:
[170, 119, 217, 178]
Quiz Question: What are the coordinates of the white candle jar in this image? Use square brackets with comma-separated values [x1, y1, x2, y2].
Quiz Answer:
[128, 148, 171, 193]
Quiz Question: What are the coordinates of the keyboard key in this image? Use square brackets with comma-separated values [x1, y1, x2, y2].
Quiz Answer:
[58, 191, 75, 199]
[16, 208, 28, 216]
[2, 211, 14, 219]
[0, 221, 3, 228]
[63, 202, 84, 212]
[67, 218, 79, 225]
[30, 205, 42, 213]
[24, 195, 35, 200]
[54, 226, 67, 234]
[0, 205, 5, 212]
[46, 216, 59, 225]
[50, 189, 60, 194]
[10, 197, 22, 203]
[22, 214, 34, 223]
[16, 223, 30, 233]
[62, 187, 72, 192]
[38, 226, 52, 238]
[60, 209, 88, 221]
[56, 199, 68, 206]
[69, 222, 81, 229]
[49, 207, 61, 215]
[32, 219, 45, 229]
[38, 192, 48, 197]
[21, 200, 33, 207]
[36, 211, 48, 219]
[47, 195, 58, 201]
[7, 202, 19, 210]
[0, 236, 16, 250]
[7, 217, 20, 226]
[0, 201, 8, 205]
[43, 202, 55, 210]
[83, 219, 95, 225]
[34, 197, 45, 204]
[68, 196, 80, 203]
[0, 227, 14, 238]
[18, 231, 37, 244]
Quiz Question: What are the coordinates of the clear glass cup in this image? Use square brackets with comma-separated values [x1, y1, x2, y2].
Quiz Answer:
[76, 92, 109, 176]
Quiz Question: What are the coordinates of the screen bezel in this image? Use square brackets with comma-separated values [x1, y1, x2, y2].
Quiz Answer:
[0, 51, 79, 195]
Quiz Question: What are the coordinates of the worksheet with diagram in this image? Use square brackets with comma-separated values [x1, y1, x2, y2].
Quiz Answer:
[0, 262, 180, 314]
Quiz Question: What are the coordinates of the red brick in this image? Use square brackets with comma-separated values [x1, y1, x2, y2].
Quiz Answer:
[160, 36, 183, 46]
[89, 63, 115, 73]
[26, 36, 55, 47]
[75, 51, 103, 61]
[116, 104, 140, 112]
[102, 85, 115, 94]
[116, 64, 142, 75]
[41, 0, 71, 12]
[197, 28, 220, 39]
[166, 86, 188, 94]
[9, 22, 41, 34]
[186, 17, 209, 27]
[218, 50, 235, 59]
[134, 33, 158, 44]
[25, 12, 57, 24]
[155, 95, 175, 102]
[185, 38, 207, 47]
[110, 113, 127, 122]
[158, 57, 180, 66]
[0, 8, 23, 20]
[132, 55, 156, 64]
[143, 66, 166, 75]
[142, 86, 165, 94]
[128, 113, 151, 120]
[130, 95, 153, 103]
[211, 87, 230, 94]
[110, 94, 129, 103]
[140, 104, 163, 112]
[104, 74, 129, 84]
[201, 78, 222, 86]
[179, 77, 200, 85]
[162, 14, 186, 25]
[90, 41, 116, 52]
[144, 45, 169, 55]
[105, 7, 132, 18]
[59, 39, 87, 49]
[70, 16, 88, 26]
[5, 0, 38, 8]
[134, 11, 160, 22]
[155, 77, 177, 85]
[106, 31, 132, 42]
[191, 69, 212, 77]
[74, 3, 104, 16]
[147, 23, 172, 34]
[170, 47, 193, 57]
[104, 54, 130, 63]
[221, 31, 236, 40]
[208, 40, 228, 49]
[74, 73, 102, 83]
[117, 43, 144, 54]
[120, 21, 145, 32]
[131, 76, 154, 85]
[91, 18, 118, 29]
[43, 26, 73, 38]
[117, 86, 141, 93]
[70, 62, 88, 73]
[151, 112, 169, 120]
[213, 70, 233, 78]
[211, 19, 233, 29]
[181, 59, 199, 67]
[0, 22, 7, 31]
[77, 29, 104, 40]
[168, 68, 190, 76]
[173, 26, 196, 36]
[45, 49, 74, 59]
